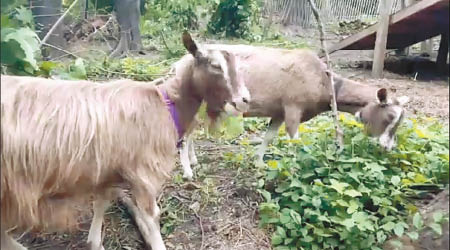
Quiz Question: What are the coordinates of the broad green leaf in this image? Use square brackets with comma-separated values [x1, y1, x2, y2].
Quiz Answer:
[341, 218, 355, 229]
[271, 234, 283, 245]
[284, 237, 294, 245]
[391, 176, 401, 186]
[15, 6, 33, 26]
[344, 189, 362, 197]
[413, 213, 423, 229]
[336, 199, 349, 207]
[290, 210, 302, 224]
[393, 223, 404, 237]
[276, 226, 286, 238]
[377, 231, 387, 243]
[318, 215, 330, 222]
[290, 179, 302, 188]
[348, 172, 360, 183]
[358, 185, 371, 194]
[429, 223, 442, 235]
[267, 170, 278, 180]
[302, 235, 314, 243]
[365, 162, 386, 173]
[1, 27, 39, 70]
[381, 221, 395, 231]
[346, 200, 359, 214]
[280, 213, 291, 224]
[312, 196, 321, 208]
[432, 211, 444, 223]
[291, 192, 300, 202]
[353, 212, 373, 231]
[259, 190, 271, 202]
[406, 231, 419, 241]
[314, 227, 332, 237]
[329, 179, 349, 194]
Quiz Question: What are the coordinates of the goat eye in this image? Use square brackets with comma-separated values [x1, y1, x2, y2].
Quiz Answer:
[211, 62, 221, 69]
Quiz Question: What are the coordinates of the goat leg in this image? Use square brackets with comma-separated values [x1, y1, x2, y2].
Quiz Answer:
[255, 118, 283, 166]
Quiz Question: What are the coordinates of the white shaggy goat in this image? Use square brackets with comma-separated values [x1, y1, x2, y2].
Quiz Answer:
[178, 44, 410, 179]
[0, 32, 250, 250]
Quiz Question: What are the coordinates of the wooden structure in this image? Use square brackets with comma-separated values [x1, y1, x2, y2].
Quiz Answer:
[373, 0, 394, 78]
[328, 0, 449, 52]
[326, 0, 449, 75]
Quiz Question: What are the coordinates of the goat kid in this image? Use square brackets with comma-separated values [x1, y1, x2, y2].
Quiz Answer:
[0, 32, 249, 250]
[179, 44, 410, 179]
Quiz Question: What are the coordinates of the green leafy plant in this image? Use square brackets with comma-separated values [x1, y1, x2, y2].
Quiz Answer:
[1, 3, 41, 75]
[207, 0, 261, 38]
[1, 27, 41, 74]
[254, 113, 448, 249]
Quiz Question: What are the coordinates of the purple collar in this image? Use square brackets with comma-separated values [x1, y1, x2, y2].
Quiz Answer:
[160, 89, 184, 148]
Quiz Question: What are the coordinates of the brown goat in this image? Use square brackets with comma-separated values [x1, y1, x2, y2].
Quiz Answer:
[0, 33, 250, 250]
[179, 44, 410, 179]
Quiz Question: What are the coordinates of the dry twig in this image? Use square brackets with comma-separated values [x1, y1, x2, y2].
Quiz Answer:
[193, 211, 205, 250]
[41, 42, 80, 59]
[307, 0, 344, 150]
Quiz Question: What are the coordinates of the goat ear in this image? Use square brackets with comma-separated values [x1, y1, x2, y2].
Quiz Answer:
[182, 31, 200, 57]
[377, 88, 388, 104]
[394, 96, 410, 106]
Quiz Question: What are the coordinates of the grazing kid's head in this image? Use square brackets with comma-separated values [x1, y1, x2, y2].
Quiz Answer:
[355, 88, 410, 150]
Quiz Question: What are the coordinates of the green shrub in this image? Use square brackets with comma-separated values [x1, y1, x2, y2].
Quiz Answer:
[1, 4, 40, 75]
[256, 114, 449, 249]
[207, 0, 260, 38]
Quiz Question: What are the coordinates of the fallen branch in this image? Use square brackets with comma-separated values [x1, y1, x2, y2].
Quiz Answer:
[42, 42, 80, 59]
[96, 66, 174, 77]
[307, 0, 344, 151]
[193, 210, 205, 250]
[40, 0, 80, 47]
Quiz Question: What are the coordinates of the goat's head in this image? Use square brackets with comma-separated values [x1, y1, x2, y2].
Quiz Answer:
[181, 32, 250, 121]
[355, 88, 410, 151]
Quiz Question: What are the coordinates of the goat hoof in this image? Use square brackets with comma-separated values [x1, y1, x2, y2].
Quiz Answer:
[183, 171, 194, 180]
[88, 242, 105, 250]
[190, 158, 198, 165]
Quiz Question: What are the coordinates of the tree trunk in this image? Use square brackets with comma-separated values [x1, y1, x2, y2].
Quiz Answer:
[30, 0, 67, 59]
[110, 0, 143, 58]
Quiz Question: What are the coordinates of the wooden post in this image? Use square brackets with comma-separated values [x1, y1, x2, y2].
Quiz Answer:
[80, 0, 88, 20]
[372, 0, 393, 78]
[437, 32, 449, 74]
[396, 0, 409, 56]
